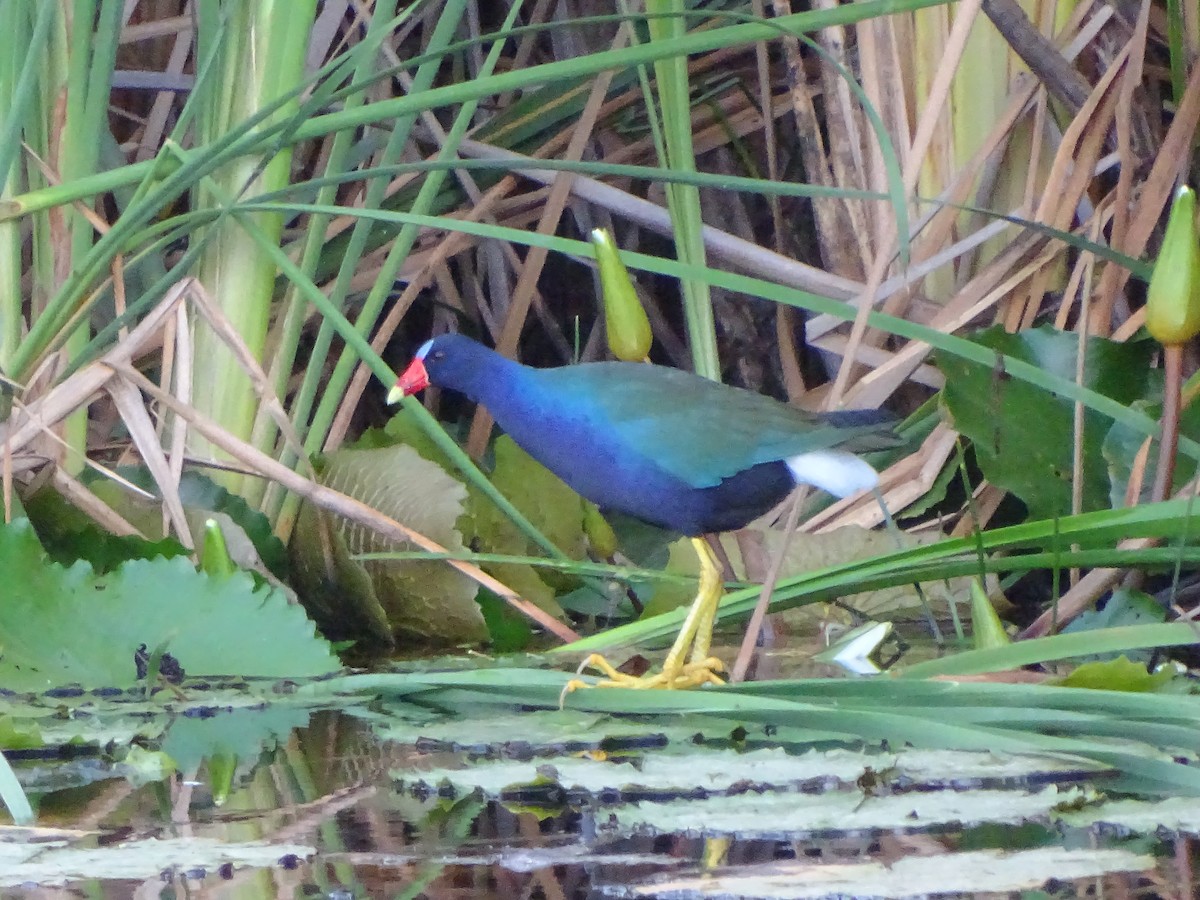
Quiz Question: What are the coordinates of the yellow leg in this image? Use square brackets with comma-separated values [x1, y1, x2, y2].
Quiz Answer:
[563, 537, 726, 698]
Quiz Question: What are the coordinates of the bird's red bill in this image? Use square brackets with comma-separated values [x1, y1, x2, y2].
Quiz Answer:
[397, 357, 430, 396]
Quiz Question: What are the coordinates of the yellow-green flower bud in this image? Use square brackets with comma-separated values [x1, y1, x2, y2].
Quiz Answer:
[1147, 186, 1200, 345]
[591, 228, 652, 361]
[582, 500, 618, 558]
[969, 579, 1010, 650]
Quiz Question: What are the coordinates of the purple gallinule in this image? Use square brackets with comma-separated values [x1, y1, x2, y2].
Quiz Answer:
[391, 333, 898, 689]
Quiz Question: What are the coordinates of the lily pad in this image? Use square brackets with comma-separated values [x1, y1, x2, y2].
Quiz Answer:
[606, 784, 1093, 838]
[23, 484, 190, 574]
[88, 468, 288, 578]
[395, 744, 1104, 801]
[622, 847, 1152, 898]
[1058, 656, 1177, 693]
[0, 519, 338, 691]
[0, 836, 314, 887]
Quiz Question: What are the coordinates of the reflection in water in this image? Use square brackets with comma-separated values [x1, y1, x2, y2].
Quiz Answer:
[6, 709, 1196, 898]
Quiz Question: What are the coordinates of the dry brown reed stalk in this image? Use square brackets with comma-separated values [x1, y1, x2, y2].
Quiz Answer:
[763, 0, 1198, 548]
[456, 142, 869, 299]
[1096, 60, 1200, 331]
[770, 0, 866, 284]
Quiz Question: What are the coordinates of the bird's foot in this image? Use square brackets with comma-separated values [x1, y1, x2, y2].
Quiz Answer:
[560, 652, 725, 703]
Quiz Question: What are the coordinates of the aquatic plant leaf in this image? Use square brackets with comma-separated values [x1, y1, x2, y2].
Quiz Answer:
[395, 743, 1102, 799]
[1059, 589, 1168, 664]
[385, 415, 571, 623]
[938, 326, 1153, 518]
[1103, 391, 1200, 506]
[23, 485, 190, 574]
[289, 496, 394, 647]
[475, 589, 535, 653]
[0, 519, 338, 691]
[160, 704, 314, 773]
[120, 746, 177, 786]
[468, 436, 585, 594]
[609, 785, 1092, 838]
[304, 665, 1200, 795]
[90, 468, 288, 578]
[1058, 796, 1200, 834]
[290, 444, 487, 645]
[0, 716, 42, 751]
[1058, 656, 1177, 692]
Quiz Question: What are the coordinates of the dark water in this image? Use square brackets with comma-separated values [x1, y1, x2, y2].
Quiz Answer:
[5, 709, 1196, 898]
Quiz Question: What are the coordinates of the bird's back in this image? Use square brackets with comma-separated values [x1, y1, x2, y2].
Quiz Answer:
[526, 361, 897, 490]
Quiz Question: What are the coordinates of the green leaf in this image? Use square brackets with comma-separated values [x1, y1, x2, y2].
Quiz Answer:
[474, 437, 587, 571]
[1103, 391, 1200, 506]
[559, 499, 1200, 654]
[104, 468, 289, 579]
[0, 716, 42, 752]
[290, 493, 393, 647]
[375, 416, 571, 625]
[1062, 587, 1166, 632]
[1058, 656, 1177, 693]
[458, 436, 581, 612]
[475, 591, 534, 653]
[938, 326, 1154, 518]
[24, 485, 190, 574]
[160, 703, 312, 774]
[0, 519, 338, 690]
[897, 623, 1196, 678]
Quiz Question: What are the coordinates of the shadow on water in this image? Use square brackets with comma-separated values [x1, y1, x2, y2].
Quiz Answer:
[4, 707, 1198, 898]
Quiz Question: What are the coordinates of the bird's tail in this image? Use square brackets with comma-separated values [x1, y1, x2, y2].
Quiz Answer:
[819, 408, 905, 453]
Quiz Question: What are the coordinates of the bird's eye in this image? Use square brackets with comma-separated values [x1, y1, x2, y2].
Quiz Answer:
[431, 350, 446, 361]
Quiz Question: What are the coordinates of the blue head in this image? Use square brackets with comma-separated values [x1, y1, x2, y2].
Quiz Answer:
[391, 333, 509, 404]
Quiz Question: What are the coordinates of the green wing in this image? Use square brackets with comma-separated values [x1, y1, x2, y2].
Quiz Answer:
[532, 362, 897, 488]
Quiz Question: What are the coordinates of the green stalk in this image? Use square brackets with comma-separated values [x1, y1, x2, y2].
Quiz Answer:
[1166, 0, 1186, 104]
[273, 0, 473, 531]
[643, 0, 717, 378]
[0, 2, 49, 375]
[190, 0, 317, 497]
[2, 1, 945, 221]
[8, 16, 373, 382]
[257, 0, 406, 523]
[55, 0, 122, 473]
[283, 1, 557, 550]
[554, 499, 1200, 653]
